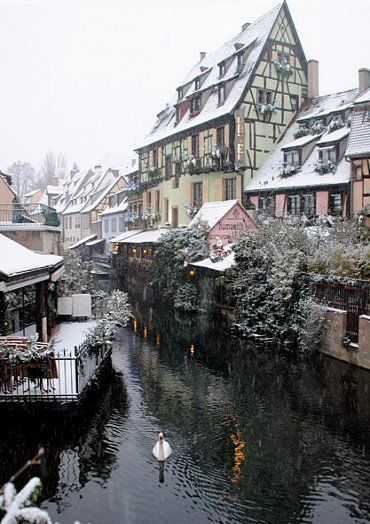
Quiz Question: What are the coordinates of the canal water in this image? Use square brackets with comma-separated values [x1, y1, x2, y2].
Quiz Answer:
[1, 307, 370, 523]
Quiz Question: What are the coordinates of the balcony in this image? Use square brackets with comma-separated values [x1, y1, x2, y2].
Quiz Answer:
[0, 203, 60, 228]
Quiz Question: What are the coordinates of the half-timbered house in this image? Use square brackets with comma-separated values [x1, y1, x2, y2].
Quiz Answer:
[133, 1, 308, 227]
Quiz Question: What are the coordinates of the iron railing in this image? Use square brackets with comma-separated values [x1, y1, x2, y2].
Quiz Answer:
[0, 343, 111, 404]
[0, 203, 60, 227]
[309, 278, 370, 342]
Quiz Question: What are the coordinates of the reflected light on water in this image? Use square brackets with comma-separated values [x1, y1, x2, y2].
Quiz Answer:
[133, 318, 138, 333]
[230, 430, 246, 484]
[189, 344, 195, 357]
[143, 326, 148, 339]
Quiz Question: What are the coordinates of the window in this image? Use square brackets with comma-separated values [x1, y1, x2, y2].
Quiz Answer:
[192, 182, 203, 208]
[191, 134, 199, 157]
[112, 218, 117, 232]
[236, 115, 244, 163]
[353, 161, 363, 181]
[329, 192, 343, 214]
[165, 155, 172, 180]
[178, 87, 183, 100]
[288, 195, 301, 216]
[263, 49, 271, 61]
[301, 86, 308, 99]
[224, 178, 237, 200]
[217, 126, 225, 147]
[153, 148, 158, 168]
[258, 89, 273, 105]
[290, 95, 299, 112]
[148, 192, 152, 207]
[319, 147, 337, 164]
[219, 63, 226, 77]
[172, 207, 178, 228]
[284, 150, 300, 167]
[174, 163, 181, 188]
[155, 190, 160, 212]
[288, 194, 315, 216]
[69, 217, 72, 229]
[303, 193, 315, 216]
[194, 77, 201, 90]
[104, 220, 109, 233]
[190, 95, 202, 115]
[119, 216, 124, 231]
[277, 52, 290, 64]
[237, 52, 244, 70]
[218, 85, 226, 106]
[259, 196, 276, 215]
[164, 198, 169, 222]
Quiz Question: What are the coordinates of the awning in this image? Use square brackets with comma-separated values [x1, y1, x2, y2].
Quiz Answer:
[86, 238, 105, 247]
[68, 235, 97, 250]
[119, 229, 168, 244]
[110, 230, 143, 243]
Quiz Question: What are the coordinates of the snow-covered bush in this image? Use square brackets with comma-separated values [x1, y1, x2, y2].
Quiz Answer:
[58, 252, 93, 297]
[173, 283, 199, 312]
[79, 290, 131, 356]
[150, 224, 209, 311]
[0, 477, 51, 524]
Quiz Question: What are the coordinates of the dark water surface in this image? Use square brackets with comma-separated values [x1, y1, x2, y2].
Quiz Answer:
[1, 308, 370, 524]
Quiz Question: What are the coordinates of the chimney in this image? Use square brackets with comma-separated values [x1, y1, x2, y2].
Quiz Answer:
[308, 59, 319, 98]
[200, 51, 206, 61]
[359, 68, 370, 94]
[50, 176, 59, 186]
[242, 22, 250, 31]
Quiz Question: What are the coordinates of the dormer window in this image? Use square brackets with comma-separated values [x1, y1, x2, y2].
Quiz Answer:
[218, 84, 226, 106]
[194, 77, 201, 90]
[177, 87, 183, 101]
[190, 94, 202, 115]
[219, 63, 226, 77]
[284, 150, 300, 167]
[319, 146, 337, 164]
[237, 52, 244, 70]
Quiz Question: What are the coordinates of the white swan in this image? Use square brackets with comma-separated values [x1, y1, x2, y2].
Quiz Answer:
[153, 432, 172, 461]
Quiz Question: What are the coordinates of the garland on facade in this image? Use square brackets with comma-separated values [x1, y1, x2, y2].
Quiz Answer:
[0, 337, 54, 366]
[314, 159, 337, 174]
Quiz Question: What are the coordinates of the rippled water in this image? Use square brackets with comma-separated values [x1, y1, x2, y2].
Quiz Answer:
[1, 308, 370, 524]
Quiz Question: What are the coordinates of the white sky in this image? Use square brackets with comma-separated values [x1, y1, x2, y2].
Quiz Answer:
[0, 0, 368, 173]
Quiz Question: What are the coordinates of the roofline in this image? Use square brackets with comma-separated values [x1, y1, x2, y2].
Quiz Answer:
[244, 182, 350, 193]
[0, 260, 64, 283]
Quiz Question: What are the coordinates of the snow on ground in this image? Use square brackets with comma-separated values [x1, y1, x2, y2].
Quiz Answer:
[52, 321, 96, 356]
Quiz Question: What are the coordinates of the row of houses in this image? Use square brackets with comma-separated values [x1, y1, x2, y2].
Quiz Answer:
[1, 1, 368, 258]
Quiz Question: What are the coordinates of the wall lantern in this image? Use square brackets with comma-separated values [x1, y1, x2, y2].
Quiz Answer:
[189, 268, 196, 277]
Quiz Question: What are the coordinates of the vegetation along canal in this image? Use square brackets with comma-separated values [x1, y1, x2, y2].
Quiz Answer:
[1, 306, 370, 524]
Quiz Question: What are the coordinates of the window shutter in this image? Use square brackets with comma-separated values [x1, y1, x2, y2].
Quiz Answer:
[199, 132, 205, 157]
[185, 181, 192, 206]
[187, 136, 192, 156]
[142, 192, 147, 209]
[203, 179, 209, 203]
[237, 175, 243, 201]
[216, 178, 224, 201]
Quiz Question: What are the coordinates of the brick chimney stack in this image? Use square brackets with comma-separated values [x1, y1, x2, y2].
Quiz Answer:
[308, 59, 319, 98]
[359, 68, 370, 94]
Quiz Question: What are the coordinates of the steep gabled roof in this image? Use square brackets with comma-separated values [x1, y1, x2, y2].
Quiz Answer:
[346, 89, 370, 158]
[245, 88, 358, 192]
[189, 200, 239, 228]
[136, 3, 289, 149]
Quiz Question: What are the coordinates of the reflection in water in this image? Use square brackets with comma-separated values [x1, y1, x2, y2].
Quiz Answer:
[0, 305, 369, 524]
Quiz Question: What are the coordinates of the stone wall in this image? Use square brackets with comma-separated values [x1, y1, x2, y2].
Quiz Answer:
[320, 307, 370, 371]
[0, 227, 61, 254]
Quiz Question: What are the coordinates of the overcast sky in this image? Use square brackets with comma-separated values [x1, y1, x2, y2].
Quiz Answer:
[0, 0, 368, 173]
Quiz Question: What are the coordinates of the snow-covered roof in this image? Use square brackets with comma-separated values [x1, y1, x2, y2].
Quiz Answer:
[67, 235, 96, 250]
[282, 134, 320, 150]
[118, 229, 168, 244]
[0, 234, 62, 278]
[245, 89, 358, 193]
[355, 88, 370, 105]
[316, 126, 350, 145]
[81, 175, 124, 214]
[296, 92, 357, 123]
[24, 188, 40, 198]
[110, 229, 143, 243]
[100, 197, 128, 217]
[136, 3, 285, 149]
[191, 250, 235, 272]
[345, 107, 370, 157]
[189, 200, 238, 229]
[46, 185, 63, 196]
[85, 238, 105, 247]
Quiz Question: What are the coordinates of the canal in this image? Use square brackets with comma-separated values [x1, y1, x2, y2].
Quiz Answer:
[1, 307, 370, 523]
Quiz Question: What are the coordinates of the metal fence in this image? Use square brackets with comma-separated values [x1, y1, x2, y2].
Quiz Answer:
[310, 278, 370, 342]
[0, 203, 60, 227]
[0, 344, 111, 404]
